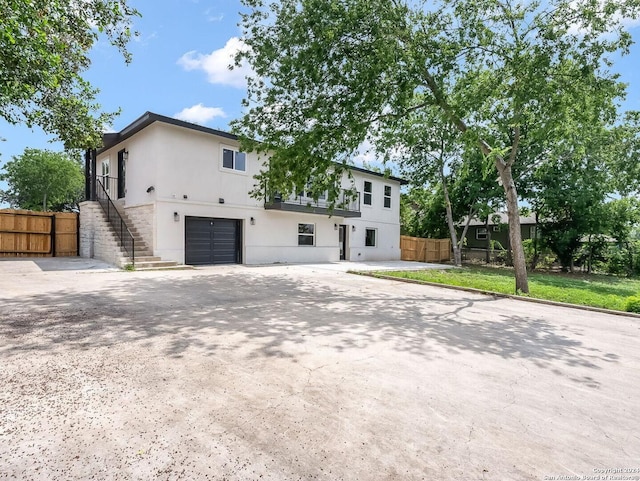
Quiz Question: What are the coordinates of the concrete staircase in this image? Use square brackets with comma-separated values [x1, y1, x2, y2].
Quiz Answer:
[100, 206, 188, 271]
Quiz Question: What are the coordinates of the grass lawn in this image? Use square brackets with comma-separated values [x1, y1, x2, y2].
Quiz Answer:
[381, 266, 640, 312]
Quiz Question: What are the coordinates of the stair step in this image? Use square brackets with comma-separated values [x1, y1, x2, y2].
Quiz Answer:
[135, 265, 195, 272]
[132, 260, 183, 269]
[120, 256, 162, 263]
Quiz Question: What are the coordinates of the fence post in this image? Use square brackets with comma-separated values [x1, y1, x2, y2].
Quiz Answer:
[50, 214, 56, 257]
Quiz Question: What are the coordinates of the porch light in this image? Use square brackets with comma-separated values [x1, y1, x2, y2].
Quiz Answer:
[173, 212, 179, 222]
[123, 149, 129, 161]
[334, 223, 338, 230]
[250, 217, 255, 225]
[352, 225, 356, 232]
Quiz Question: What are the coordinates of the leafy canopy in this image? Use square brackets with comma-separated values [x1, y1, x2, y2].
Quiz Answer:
[0, 0, 140, 148]
[0, 149, 84, 211]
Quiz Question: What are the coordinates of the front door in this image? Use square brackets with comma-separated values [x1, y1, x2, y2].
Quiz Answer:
[339, 225, 347, 260]
[117, 150, 126, 199]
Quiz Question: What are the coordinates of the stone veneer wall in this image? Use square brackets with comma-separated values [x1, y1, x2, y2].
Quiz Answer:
[79, 201, 126, 267]
[123, 203, 154, 253]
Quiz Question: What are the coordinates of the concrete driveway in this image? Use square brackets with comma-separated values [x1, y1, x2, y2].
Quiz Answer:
[0, 262, 638, 480]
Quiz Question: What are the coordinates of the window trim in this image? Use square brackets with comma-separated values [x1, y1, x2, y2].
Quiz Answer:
[476, 227, 488, 240]
[365, 228, 377, 247]
[363, 180, 372, 206]
[298, 223, 315, 246]
[220, 145, 247, 174]
[383, 185, 391, 209]
[101, 158, 110, 191]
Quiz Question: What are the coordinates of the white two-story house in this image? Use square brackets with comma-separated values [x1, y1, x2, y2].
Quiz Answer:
[80, 112, 405, 267]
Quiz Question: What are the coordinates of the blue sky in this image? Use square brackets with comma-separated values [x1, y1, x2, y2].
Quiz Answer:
[1, 0, 639, 201]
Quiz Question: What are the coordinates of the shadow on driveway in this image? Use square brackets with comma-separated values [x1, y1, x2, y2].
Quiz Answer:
[0, 269, 615, 389]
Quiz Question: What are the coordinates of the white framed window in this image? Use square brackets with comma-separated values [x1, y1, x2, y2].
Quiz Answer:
[476, 228, 488, 240]
[492, 225, 501, 232]
[363, 181, 372, 205]
[221, 146, 247, 172]
[383, 185, 391, 208]
[365, 228, 377, 247]
[101, 159, 110, 191]
[298, 223, 315, 246]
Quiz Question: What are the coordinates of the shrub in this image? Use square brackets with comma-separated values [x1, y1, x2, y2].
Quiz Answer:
[625, 295, 640, 313]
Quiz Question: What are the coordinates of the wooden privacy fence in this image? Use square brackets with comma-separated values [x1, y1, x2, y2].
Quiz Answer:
[0, 209, 78, 257]
[400, 235, 451, 263]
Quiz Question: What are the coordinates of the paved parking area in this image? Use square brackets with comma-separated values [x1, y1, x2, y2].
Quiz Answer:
[0, 260, 638, 480]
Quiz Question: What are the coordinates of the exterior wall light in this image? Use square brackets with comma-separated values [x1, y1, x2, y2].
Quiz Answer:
[334, 223, 338, 230]
[352, 225, 356, 232]
[123, 150, 129, 161]
[250, 217, 256, 225]
[173, 212, 179, 222]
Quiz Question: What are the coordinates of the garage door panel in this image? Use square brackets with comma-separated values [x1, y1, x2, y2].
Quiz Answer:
[185, 217, 241, 266]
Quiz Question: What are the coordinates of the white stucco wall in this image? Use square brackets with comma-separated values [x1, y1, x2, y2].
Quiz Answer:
[342, 171, 402, 261]
[95, 118, 402, 265]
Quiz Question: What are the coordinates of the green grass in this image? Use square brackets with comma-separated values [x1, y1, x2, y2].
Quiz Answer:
[381, 267, 640, 312]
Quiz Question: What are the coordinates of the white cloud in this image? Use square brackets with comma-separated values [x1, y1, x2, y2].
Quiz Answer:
[204, 8, 223, 22]
[177, 37, 252, 88]
[174, 104, 226, 125]
[567, 0, 640, 35]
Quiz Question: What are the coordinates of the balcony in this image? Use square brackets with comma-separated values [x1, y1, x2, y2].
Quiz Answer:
[265, 191, 361, 217]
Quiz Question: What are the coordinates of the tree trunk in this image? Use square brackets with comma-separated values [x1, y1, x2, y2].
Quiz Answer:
[485, 217, 491, 264]
[441, 161, 462, 267]
[531, 211, 539, 270]
[422, 71, 528, 292]
[496, 162, 529, 294]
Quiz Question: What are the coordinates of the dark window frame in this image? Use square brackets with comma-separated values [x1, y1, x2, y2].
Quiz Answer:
[221, 147, 247, 172]
[363, 181, 372, 206]
[365, 228, 377, 247]
[298, 223, 315, 246]
[383, 185, 391, 209]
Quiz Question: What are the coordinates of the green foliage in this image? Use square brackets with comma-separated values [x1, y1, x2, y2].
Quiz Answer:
[383, 267, 640, 312]
[0, 149, 84, 211]
[522, 239, 556, 270]
[0, 0, 140, 148]
[235, 0, 640, 293]
[400, 188, 450, 238]
[625, 296, 640, 313]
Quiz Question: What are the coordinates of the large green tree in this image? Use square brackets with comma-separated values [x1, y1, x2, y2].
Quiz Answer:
[0, 149, 84, 211]
[0, 0, 139, 148]
[234, 0, 638, 293]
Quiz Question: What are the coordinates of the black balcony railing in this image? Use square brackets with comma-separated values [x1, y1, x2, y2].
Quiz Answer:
[265, 190, 361, 217]
[96, 178, 135, 266]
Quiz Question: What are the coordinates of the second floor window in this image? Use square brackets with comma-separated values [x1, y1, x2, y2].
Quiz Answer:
[222, 148, 246, 172]
[384, 185, 391, 208]
[101, 160, 110, 190]
[363, 181, 372, 205]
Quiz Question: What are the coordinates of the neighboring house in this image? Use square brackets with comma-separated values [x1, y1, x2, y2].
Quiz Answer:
[461, 212, 538, 249]
[80, 112, 406, 267]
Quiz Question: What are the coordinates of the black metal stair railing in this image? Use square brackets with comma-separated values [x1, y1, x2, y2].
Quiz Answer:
[96, 178, 135, 266]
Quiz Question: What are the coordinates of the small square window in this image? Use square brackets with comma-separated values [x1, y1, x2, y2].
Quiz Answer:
[476, 228, 488, 240]
[221, 147, 246, 172]
[298, 223, 315, 246]
[492, 225, 500, 232]
[363, 181, 372, 206]
[384, 185, 391, 208]
[365, 228, 377, 247]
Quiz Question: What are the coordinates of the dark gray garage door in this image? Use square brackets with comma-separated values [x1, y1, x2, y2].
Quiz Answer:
[185, 217, 242, 265]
